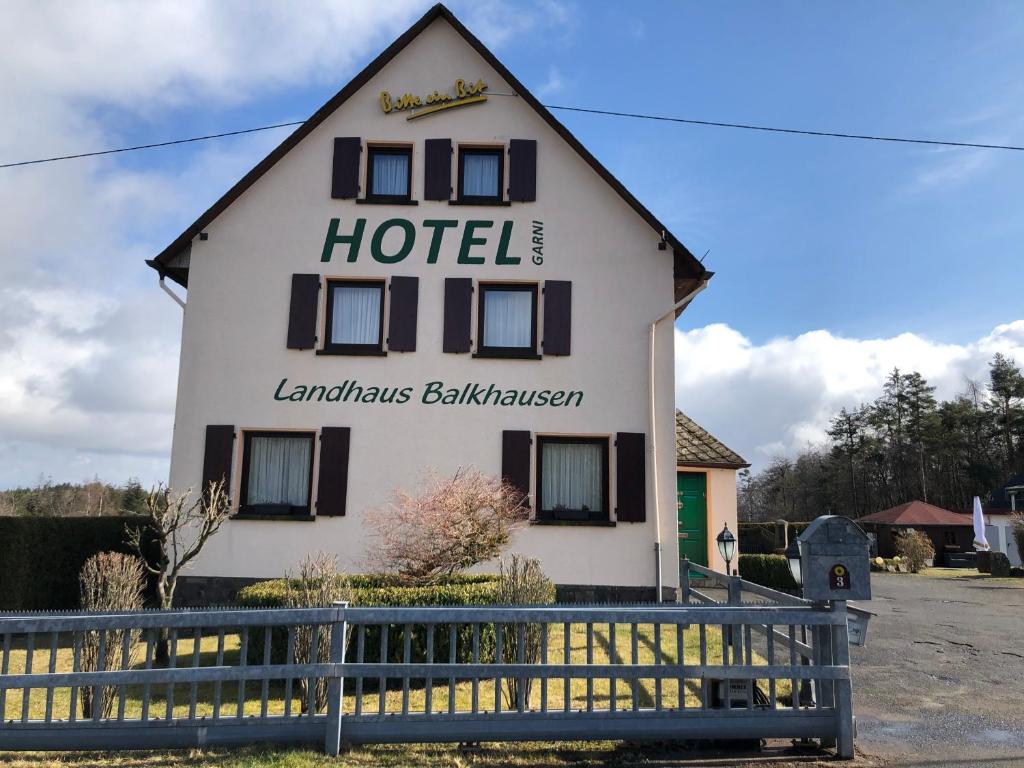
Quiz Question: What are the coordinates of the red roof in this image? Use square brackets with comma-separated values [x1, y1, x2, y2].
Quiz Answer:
[856, 501, 973, 527]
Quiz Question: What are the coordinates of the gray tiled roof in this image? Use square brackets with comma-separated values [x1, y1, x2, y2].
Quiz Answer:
[675, 410, 749, 469]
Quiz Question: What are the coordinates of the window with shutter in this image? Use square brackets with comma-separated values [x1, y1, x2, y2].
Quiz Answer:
[287, 274, 320, 350]
[542, 280, 571, 356]
[331, 137, 361, 199]
[476, 283, 538, 359]
[536, 436, 609, 523]
[615, 432, 647, 522]
[202, 425, 235, 502]
[458, 147, 503, 203]
[424, 138, 452, 201]
[316, 427, 351, 517]
[239, 431, 315, 517]
[501, 430, 531, 506]
[366, 145, 412, 203]
[387, 276, 419, 352]
[442, 278, 473, 353]
[322, 279, 386, 355]
[508, 139, 537, 202]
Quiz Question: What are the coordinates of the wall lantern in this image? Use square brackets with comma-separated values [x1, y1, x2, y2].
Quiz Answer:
[716, 524, 736, 574]
[785, 537, 803, 587]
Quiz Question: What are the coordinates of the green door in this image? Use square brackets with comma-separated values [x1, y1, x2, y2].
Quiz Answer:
[677, 472, 708, 569]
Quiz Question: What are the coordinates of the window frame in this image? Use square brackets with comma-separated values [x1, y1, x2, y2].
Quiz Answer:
[365, 145, 413, 203]
[535, 435, 610, 523]
[457, 146, 504, 204]
[475, 282, 539, 359]
[322, 278, 387, 356]
[238, 430, 316, 517]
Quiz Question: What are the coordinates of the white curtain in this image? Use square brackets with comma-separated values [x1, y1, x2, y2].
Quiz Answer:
[247, 436, 311, 506]
[541, 442, 603, 512]
[372, 153, 408, 196]
[462, 153, 499, 197]
[332, 285, 381, 345]
[483, 290, 532, 347]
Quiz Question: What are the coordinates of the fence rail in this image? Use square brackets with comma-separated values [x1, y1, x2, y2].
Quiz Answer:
[0, 587, 857, 757]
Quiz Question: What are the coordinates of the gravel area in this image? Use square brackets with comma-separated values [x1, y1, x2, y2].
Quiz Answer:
[851, 570, 1024, 766]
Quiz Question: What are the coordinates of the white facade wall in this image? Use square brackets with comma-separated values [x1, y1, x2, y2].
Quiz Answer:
[166, 19, 683, 590]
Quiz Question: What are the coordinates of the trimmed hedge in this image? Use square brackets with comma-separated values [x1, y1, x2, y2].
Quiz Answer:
[237, 576, 510, 667]
[738, 554, 798, 593]
[0, 516, 161, 610]
[738, 522, 810, 554]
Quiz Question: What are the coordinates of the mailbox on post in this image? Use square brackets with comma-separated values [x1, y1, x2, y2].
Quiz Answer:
[797, 515, 872, 602]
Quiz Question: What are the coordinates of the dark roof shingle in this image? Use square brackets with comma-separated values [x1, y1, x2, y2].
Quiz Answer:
[675, 410, 749, 469]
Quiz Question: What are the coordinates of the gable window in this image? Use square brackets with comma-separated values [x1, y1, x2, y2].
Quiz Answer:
[239, 431, 314, 517]
[367, 146, 412, 202]
[324, 279, 385, 355]
[458, 147, 503, 203]
[537, 436, 609, 522]
[477, 283, 538, 358]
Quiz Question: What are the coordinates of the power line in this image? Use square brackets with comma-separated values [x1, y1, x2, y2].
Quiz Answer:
[0, 121, 305, 169]
[544, 105, 1024, 152]
[1, 106, 1021, 170]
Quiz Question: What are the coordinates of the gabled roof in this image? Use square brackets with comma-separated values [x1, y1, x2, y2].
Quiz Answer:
[675, 410, 749, 469]
[856, 501, 973, 527]
[146, 3, 710, 298]
[986, 472, 1024, 512]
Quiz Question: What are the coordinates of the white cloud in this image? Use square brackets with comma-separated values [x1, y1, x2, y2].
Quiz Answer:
[536, 65, 565, 98]
[675, 320, 1024, 470]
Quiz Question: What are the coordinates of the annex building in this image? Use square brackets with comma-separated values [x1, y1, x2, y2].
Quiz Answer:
[149, 4, 715, 602]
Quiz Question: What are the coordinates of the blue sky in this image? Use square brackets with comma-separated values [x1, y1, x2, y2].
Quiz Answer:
[1, 0, 1022, 486]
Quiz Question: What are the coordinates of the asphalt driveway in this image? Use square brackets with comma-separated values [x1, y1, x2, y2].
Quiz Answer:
[851, 570, 1024, 766]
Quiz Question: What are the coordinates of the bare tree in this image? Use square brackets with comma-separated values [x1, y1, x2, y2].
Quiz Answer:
[79, 553, 146, 718]
[497, 554, 554, 710]
[126, 481, 232, 661]
[364, 468, 528, 584]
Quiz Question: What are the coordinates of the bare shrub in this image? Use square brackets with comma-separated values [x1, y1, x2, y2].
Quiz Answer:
[78, 552, 146, 718]
[894, 528, 935, 573]
[497, 554, 555, 710]
[283, 552, 353, 714]
[364, 468, 528, 584]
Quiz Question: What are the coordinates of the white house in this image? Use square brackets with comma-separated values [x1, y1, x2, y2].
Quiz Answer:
[149, 4, 713, 603]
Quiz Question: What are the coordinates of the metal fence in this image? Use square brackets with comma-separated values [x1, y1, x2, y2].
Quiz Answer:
[0, 577, 857, 758]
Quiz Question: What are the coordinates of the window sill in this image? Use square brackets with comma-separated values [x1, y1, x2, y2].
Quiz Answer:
[449, 199, 511, 207]
[356, 198, 419, 205]
[231, 514, 315, 522]
[316, 348, 387, 357]
[473, 352, 542, 360]
[532, 519, 616, 527]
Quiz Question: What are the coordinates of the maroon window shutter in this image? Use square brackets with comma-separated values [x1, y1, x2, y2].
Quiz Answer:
[615, 432, 646, 522]
[508, 139, 537, 202]
[202, 425, 235, 500]
[443, 278, 473, 353]
[502, 430, 532, 506]
[316, 427, 351, 517]
[542, 280, 571, 356]
[387, 276, 419, 352]
[424, 138, 452, 201]
[287, 274, 320, 350]
[331, 137, 361, 199]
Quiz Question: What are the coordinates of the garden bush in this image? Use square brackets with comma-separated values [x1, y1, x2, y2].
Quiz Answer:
[893, 529, 935, 573]
[237, 574, 510, 667]
[737, 554, 798, 593]
[0, 516, 160, 610]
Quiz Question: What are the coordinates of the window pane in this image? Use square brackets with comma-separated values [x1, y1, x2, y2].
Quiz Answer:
[462, 153, 499, 197]
[371, 152, 409, 196]
[332, 285, 381, 345]
[483, 289, 532, 348]
[542, 442, 603, 512]
[247, 436, 311, 507]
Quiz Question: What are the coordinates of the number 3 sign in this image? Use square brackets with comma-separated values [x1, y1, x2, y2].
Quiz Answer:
[829, 564, 850, 590]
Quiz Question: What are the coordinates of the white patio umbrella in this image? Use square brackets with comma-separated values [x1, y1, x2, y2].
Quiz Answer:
[972, 495, 990, 551]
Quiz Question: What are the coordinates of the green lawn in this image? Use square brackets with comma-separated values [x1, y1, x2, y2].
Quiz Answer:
[1, 623, 791, 723]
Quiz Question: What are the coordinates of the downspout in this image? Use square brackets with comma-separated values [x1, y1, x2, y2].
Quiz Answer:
[158, 274, 186, 310]
[649, 278, 709, 602]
